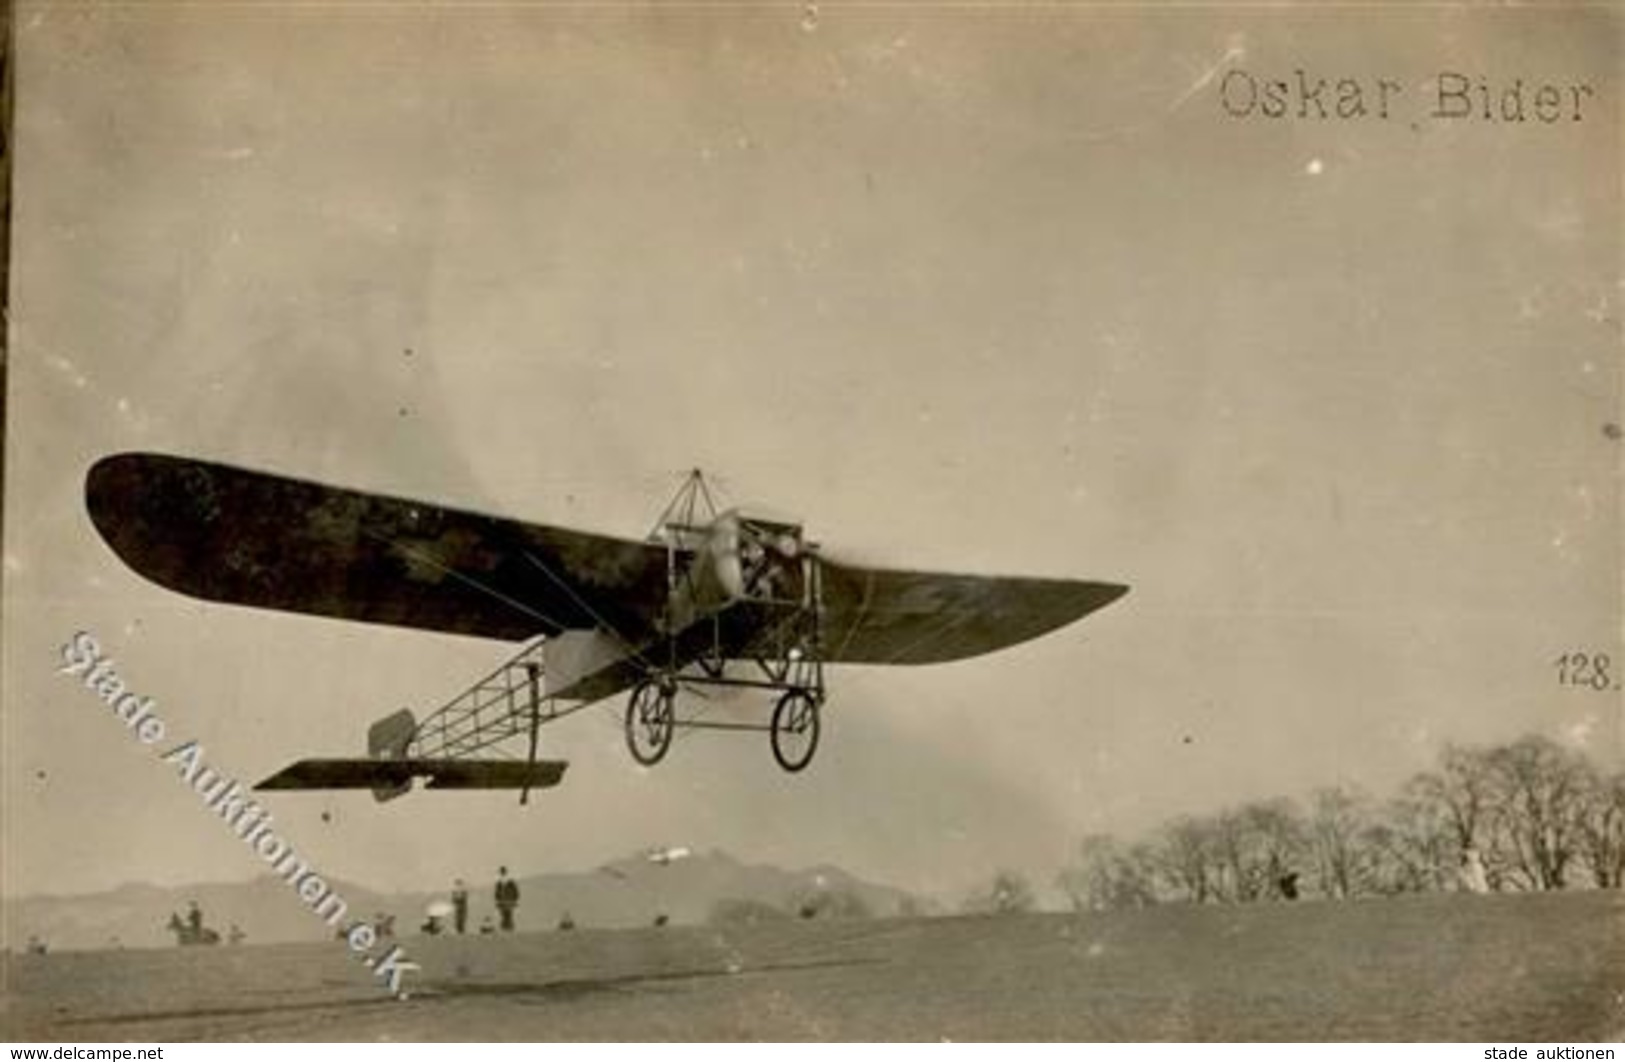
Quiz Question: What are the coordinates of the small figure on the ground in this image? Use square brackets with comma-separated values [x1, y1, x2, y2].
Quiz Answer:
[494, 866, 520, 932]
[1459, 846, 1490, 894]
[478, 915, 496, 935]
[557, 912, 576, 931]
[452, 878, 469, 934]
[1276, 871, 1300, 900]
[25, 935, 48, 955]
[421, 900, 452, 936]
[167, 904, 220, 945]
[227, 923, 246, 946]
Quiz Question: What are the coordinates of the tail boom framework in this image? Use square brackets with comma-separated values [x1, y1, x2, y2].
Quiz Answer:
[254, 635, 592, 803]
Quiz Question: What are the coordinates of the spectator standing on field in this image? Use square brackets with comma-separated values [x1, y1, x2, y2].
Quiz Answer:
[494, 867, 520, 932]
[452, 879, 469, 934]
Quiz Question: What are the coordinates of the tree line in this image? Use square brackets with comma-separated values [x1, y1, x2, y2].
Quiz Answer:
[1056, 734, 1625, 910]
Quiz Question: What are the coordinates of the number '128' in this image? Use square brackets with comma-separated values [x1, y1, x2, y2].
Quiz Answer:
[1554, 652, 1617, 691]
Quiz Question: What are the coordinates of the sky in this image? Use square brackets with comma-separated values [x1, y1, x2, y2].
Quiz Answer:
[3, 3, 1620, 912]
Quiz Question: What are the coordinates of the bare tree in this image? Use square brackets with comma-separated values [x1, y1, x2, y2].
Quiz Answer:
[1484, 736, 1591, 890]
[1065, 733, 1618, 903]
[1059, 834, 1119, 912]
[1154, 815, 1218, 903]
[1121, 842, 1164, 907]
[1308, 786, 1376, 899]
[1211, 800, 1306, 902]
[1576, 768, 1625, 888]
[1248, 799, 1309, 899]
[1059, 834, 1160, 911]
[1362, 792, 1455, 894]
[1411, 744, 1496, 854]
[1401, 744, 1510, 890]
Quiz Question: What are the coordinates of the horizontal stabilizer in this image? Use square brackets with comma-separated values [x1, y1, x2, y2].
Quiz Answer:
[255, 757, 568, 795]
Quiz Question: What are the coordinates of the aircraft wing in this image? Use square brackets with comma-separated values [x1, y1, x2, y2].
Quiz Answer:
[85, 452, 672, 642]
[817, 563, 1128, 665]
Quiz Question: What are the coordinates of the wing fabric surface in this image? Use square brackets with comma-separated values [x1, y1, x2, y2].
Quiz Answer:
[85, 453, 1126, 663]
[817, 562, 1128, 665]
[85, 453, 671, 642]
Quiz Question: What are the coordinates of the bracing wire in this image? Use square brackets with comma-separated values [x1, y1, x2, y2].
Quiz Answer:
[361, 528, 573, 634]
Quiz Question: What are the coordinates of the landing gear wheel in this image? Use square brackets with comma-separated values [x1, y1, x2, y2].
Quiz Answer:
[626, 680, 675, 766]
[770, 688, 821, 773]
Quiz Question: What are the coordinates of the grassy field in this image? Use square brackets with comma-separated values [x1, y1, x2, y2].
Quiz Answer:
[4, 891, 1621, 1041]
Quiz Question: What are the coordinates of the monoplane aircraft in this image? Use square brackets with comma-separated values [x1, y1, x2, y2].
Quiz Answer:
[84, 453, 1128, 801]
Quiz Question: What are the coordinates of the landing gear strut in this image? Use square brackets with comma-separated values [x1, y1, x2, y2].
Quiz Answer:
[770, 688, 821, 772]
[624, 509, 827, 773]
[625, 679, 675, 766]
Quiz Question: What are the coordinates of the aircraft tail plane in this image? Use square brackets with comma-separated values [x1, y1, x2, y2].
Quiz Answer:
[255, 756, 567, 796]
[254, 707, 568, 800]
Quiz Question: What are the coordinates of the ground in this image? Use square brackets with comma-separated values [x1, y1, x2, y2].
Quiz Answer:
[4, 892, 1622, 1041]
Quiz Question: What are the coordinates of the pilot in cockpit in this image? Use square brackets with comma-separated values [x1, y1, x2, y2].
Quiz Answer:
[741, 536, 773, 599]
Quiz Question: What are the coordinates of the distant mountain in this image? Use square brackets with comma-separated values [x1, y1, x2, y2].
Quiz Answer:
[3, 850, 926, 951]
[3, 875, 395, 952]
